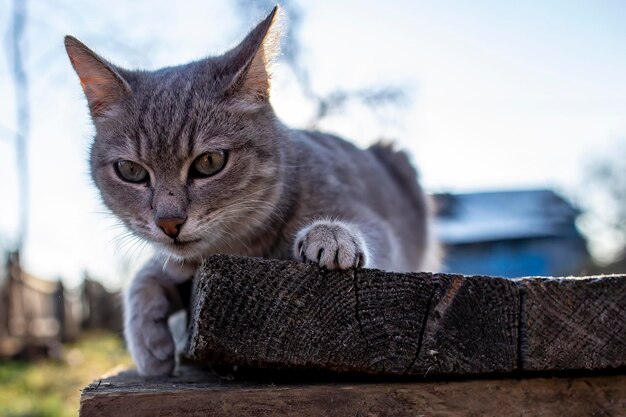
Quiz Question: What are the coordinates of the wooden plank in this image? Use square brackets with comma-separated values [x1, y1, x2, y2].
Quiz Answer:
[520, 275, 626, 370]
[188, 255, 625, 375]
[412, 273, 519, 375]
[188, 256, 520, 375]
[189, 255, 365, 372]
[81, 257, 626, 416]
[80, 367, 626, 417]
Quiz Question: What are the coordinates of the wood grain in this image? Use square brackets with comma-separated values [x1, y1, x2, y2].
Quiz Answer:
[520, 275, 626, 371]
[411, 274, 519, 375]
[80, 367, 626, 417]
[188, 255, 626, 375]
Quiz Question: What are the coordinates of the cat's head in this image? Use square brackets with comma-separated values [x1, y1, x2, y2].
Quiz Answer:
[65, 7, 286, 261]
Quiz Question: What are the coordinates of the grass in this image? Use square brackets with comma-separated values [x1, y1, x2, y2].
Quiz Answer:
[0, 332, 133, 417]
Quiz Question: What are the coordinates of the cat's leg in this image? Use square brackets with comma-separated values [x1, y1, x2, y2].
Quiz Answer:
[124, 257, 196, 376]
[293, 219, 370, 270]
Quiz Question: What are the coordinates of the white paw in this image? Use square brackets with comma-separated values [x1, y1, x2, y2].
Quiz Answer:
[124, 279, 176, 376]
[294, 220, 368, 270]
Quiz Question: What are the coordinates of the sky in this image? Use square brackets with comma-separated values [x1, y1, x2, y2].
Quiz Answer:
[1, 0, 625, 287]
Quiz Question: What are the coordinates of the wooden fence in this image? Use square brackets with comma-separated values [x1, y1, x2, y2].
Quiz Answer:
[0, 251, 122, 359]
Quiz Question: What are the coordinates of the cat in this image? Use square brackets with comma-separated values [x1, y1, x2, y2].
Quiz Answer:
[65, 6, 439, 376]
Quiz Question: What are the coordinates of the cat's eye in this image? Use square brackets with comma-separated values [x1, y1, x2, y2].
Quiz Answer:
[114, 160, 149, 183]
[190, 150, 227, 178]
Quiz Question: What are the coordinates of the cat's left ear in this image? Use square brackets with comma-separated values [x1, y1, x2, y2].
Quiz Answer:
[223, 6, 282, 109]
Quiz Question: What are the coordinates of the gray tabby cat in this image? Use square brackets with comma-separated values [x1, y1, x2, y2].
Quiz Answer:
[65, 6, 438, 376]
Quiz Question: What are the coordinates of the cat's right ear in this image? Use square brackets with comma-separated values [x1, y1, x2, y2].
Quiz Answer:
[64, 36, 131, 119]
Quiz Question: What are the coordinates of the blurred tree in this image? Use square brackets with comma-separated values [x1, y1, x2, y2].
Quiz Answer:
[5, 0, 29, 253]
[578, 142, 626, 266]
[234, 0, 407, 128]
[2, 0, 154, 286]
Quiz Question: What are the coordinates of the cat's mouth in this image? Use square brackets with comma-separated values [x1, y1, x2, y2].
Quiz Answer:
[164, 238, 203, 258]
[161, 238, 203, 256]
[170, 238, 201, 248]
[155, 237, 204, 260]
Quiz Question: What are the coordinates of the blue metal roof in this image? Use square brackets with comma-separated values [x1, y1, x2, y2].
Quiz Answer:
[434, 189, 582, 245]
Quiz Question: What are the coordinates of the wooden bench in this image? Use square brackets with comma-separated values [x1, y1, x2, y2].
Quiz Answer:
[80, 255, 626, 416]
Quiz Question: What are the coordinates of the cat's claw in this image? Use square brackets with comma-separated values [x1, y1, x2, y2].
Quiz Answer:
[294, 220, 368, 270]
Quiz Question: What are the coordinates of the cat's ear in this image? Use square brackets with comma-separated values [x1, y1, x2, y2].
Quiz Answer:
[64, 36, 131, 119]
[223, 6, 282, 109]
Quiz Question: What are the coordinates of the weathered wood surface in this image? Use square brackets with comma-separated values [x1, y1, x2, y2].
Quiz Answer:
[521, 275, 626, 371]
[80, 366, 626, 417]
[188, 255, 626, 376]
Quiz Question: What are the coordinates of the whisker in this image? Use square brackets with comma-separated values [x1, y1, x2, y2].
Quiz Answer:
[218, 183, 283, 208]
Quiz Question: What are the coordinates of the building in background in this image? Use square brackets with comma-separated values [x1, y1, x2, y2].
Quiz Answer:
[435, 189, 589, 278]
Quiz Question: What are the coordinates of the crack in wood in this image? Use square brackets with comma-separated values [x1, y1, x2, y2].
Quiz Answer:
[404, 277, 439, 375]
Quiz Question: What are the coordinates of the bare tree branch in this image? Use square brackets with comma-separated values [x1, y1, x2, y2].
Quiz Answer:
[307, 87, 407, 129]
[234, 1, 408, 128]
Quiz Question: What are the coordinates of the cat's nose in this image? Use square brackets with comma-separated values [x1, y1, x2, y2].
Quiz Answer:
[156, 217, 186, 239]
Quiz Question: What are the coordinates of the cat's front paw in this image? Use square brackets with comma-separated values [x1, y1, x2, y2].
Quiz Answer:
[125, 279, 176, 377]
[294, 220, 368, 270]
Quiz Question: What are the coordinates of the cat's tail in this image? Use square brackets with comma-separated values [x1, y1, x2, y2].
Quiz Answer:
[368, 141, 443, 271]
[368, 140, 424, 210]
